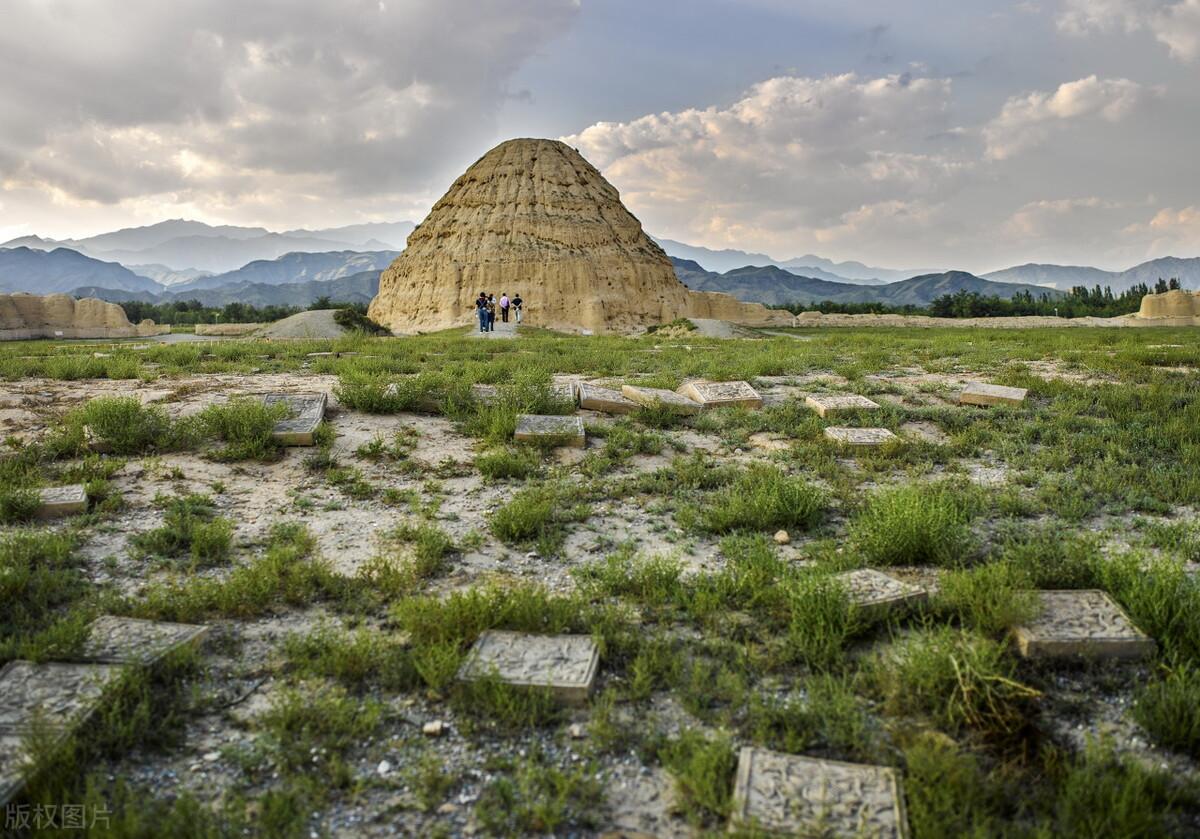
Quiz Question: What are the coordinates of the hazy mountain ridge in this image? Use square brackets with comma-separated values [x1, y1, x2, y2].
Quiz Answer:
[655, 236, 936, 283]
[0, 247, 163, 295]
[171, 251, 399, 292]
[982, 257, 1200, 291]
[74, 270, 381, 309]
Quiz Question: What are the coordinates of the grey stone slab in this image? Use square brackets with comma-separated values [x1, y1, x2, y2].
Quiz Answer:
[824, 427, 899, 448]
[1014, 590, 1155, 660]
[578, 382, 638, 415]
[676, 380, 763, 410]
[551, 381, 579, 404]
[806, 394, 881, 418]
[513, 414, 586, 448]
[837, 569, 927, 617]
[78, 616, 210, 665]
[36, 485, 87, 520]
[731, 747, 909, 838]
[959, 382, 1027, 407]
[620, 385, 702, 415]
[457, 630, 599, 703]
[0, 661, 123, 733]
[262, 392, 327, 446]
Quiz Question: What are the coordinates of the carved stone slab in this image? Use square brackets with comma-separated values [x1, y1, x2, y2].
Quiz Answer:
[0, 661, 123, 733]
[551, 381, 579, 405]
[513, 414, 586, 448]
[620, 385, 701, 415]
[262, 392, 327, 446]
[731, 747, 908, 838]
[36, 485, 87, 519]
[676, 380, 763, 410]
[578, 382, 638, 414]
[1, 732, 30, 807]
[837, 569, 927, 617]
[824, 427, 899, 448]
[959, 382, 1027, 407]
[78, 616, 210, 665]
[457, 630, 599, 703]
[805, 394, 881, 418]
[1013, 590, 1155, 660]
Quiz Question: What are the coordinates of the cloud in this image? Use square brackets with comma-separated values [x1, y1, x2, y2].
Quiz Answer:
[562, 73, 969, 256]
[1124, 205, 1200, 252]
[1058, 0, 1200, 62]
[0, 0, 579, 212]
[983, 75, 1147, 159]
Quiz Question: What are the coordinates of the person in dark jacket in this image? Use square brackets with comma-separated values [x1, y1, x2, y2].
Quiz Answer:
[475, 292, 488, 332]
[511, 293, 523, 324]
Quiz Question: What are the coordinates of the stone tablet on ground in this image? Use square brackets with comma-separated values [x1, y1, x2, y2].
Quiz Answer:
[620, 385, 702, 415]
[578, 382, 638, 414]
[78, 616, 210, 665]
[36, 485, 87, 520]
[806, 394, 881, 418]
[457, 630, 599, 703]
[262, 392, 327, 446]
[514, 414, 586, 448]
[676, 380, 763, 410]
[1013, 590, 1155, 660]
[731, 747, 908, 838]
[0, 661, 123, 732]
[551, 381, 579, 405]
[959, 382, 1027, 407]
[837, 569, 927, 617]
[824, 427, 899, 448]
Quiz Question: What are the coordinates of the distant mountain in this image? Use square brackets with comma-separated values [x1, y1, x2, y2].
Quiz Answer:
[172, 250, 399, 292]
[2, 218, 416, 274]
[74, 271, 381, 310]
[672, 258, 1062, 307]
[983, 257, 1200, 292]
[0, 247, 162, 295]
[655, 236, 937, 283]
[128, 264, 213, 286]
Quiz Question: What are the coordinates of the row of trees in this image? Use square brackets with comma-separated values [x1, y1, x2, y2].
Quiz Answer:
[777, 279, 1183, 319]
[118, 298, 369, 325]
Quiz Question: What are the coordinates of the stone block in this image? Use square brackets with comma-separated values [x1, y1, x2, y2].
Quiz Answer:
[78, 616, 210, 666]
[1013, 590, 1155, 660]
[578, 382, 638, 414]
[514, 414, 586, 448]
[676, 380, 763, 410]
[262, 392, 327, 446]
[551, 381, 579, 404]
[620, 385, 701, 415]
[824, 427, 899, 448]
[806, 394, 881, 418]
[959, 382, 1027, 407]
[837, 569, 927, 617]
[36, 485, 87, 520]
[0, 661, 123, 733]
[457, 630, 599, 703]
[731, 747, 909, 838]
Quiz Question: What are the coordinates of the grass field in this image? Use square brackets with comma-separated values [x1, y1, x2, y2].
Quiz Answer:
[1, 324, 1198, 837]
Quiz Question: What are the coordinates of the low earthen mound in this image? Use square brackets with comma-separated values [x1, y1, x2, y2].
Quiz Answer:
[0, 292, 167, 340]
[1137, 289, 1200, 324]
[254, 309, 350, 340]
[368, 138, 787, 335]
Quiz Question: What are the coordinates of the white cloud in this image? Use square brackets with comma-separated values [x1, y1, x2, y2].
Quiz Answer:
[563, 73, 967, 257]
[1125, 205, 1200, 252]
[983, 76, 1147, 159]
[1059, 0, 1200, 62]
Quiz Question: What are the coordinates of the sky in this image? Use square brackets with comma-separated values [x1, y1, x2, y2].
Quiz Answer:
[1, 0, 1198, 273]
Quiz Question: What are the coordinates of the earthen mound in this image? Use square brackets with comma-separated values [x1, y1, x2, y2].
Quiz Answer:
[254, 309, 350, 340]
[368, 138, 787, 334]
[0, 292, 167, 340]
[1137, 289, 1200, 324]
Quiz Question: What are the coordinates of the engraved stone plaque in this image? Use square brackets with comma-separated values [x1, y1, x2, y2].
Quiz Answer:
[457, 630, 599, 703]
[0, 661, 123, 733]
[262, 392, 327, 446]
[677, 380, 763, 410]
[78, 616, 210, 665]
[837, 569, 927, 617]
[620, 385, 701, 415]
[36, 485, 87, 520]
[805, 394, 881, 418]
[824, 427, 899, 448]
[578, 382, 638, 414]
[513, 414, 586, 448]
[959, 383, 1027, 407]
[551, 381, 579, 405]
[731, 747, 909, 838]
[1013, 590, 1155, 660]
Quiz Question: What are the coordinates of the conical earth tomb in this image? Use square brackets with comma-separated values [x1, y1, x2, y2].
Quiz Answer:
[368, 138, 787, 334]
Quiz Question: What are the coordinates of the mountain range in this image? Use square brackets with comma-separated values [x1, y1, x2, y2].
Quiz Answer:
[654, 237, 938, 283]
[75, 271, 382, 309]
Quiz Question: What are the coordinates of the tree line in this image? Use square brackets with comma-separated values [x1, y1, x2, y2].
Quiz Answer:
[775, 279, 1183, 319]
[118, 297, 367, 325]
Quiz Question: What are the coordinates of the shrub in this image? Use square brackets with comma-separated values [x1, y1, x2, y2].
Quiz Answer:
[850, 482, 974, 566]
[199, 398, 286, 461]
[783, 573, 859, 670]
[66, 396, 181, 455]
[333, 307, 390, 336]
[936, 561, 1038, 635]
[490, 482, 589, 552]
[694, 464, 826, 534]
[0, 486, 40, 525]
[475, 446, 541, 480]
[130, 494, 233, 568]
[1132, 665, 1200, 757]
[475, 749, 604, 835]
[657, 731, 737, 825]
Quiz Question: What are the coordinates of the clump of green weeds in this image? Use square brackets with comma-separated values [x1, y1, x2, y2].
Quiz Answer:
[850, 481, 976, 566]
[130, 493, 233, 568]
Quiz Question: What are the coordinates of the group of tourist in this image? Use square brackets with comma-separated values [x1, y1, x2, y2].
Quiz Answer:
[475, 292, 523, 332]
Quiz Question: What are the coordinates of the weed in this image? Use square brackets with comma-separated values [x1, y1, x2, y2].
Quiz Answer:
[475, 446, 541, 480]
[657, 730, 737, 825]
[130, 493, 233, 568]
[476, 748, 605, 835]
[64, 396, 185, 455]
[691, 464, 826, 534]
[1132, 664, 1200, 758]
[199, 397, 286, 461]
[850, 482, 975, 566]
[936, 561, 1039, 635]
[490, 481, 589, 553]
